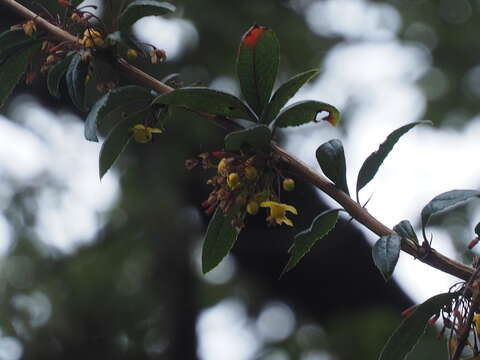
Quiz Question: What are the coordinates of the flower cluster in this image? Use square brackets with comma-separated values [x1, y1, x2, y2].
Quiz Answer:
[79, 28, 104, 48]
[189, 151, 298, 230]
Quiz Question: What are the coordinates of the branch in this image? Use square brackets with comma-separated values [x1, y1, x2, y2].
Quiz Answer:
[1, 0, 474, 281]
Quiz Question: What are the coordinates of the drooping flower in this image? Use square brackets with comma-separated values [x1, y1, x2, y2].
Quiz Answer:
[217, 158, 228, 175]
[22, 20, 36, 37]
[260, 201, 297, 226]
[131, 124, 162, 143]
[80, 29, 104, 48]
[127, 49, 139, 60]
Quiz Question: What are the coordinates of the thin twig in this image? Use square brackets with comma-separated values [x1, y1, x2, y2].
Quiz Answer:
[0, 0, 475, 281]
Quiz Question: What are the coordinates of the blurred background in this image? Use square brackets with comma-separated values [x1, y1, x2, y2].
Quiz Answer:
[0, 0, 480, 358]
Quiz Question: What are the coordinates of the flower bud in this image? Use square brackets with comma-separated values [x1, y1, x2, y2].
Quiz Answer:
[45, 55, 56, 65]
[245, 166, 257, 181]
[131, 124, 162, 143]
[127, 48, 139, 60]
[282, 178, 295, 191]
[246, 201, 259, 215]
[217, 158, 227, 175]
[227, 173, 241, 190]
[22, 20, 36, 37]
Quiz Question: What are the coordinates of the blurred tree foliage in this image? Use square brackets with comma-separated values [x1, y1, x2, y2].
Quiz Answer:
[1, 0, 477, 358]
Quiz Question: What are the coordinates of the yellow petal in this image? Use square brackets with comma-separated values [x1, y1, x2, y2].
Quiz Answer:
[148, 127, 163, 134]
[284, 205, 297, 215]
[260, 201, 275, 208]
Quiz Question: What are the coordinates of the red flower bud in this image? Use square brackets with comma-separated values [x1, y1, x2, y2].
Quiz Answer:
[468, 237, 480, 250]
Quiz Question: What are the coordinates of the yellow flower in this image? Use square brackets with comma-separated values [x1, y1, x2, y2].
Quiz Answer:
[244, 166, 257, 181]
[227, 173, 241, 190]
[475, 314, 480, 333]
[282, 178, 295, 191]
[131, 124, 162, 143]
[80, 29, 104, 48]
[217, 158, 227, 175]
[246, 201, 259, 215]
[22, 20, 36, 37]
[260, 201, 297, 226]
[127, 48, 139, 59]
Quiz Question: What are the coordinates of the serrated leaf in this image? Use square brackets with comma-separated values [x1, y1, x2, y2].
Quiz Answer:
[65, 53, 88, 111]
[372, 234, 401, 281]
[47, 52, 75, 98]
[0, 29, 35, 59]
[99, 112, 145, 179]
[152, 87, 257, 121]
[85, 85, 153, 142]
[282, 209, 339, 275]
[118, 1, 175, 34]
[393, 220, 418, 245]
[0, 42, 40, 109]
[316, 139, 349, 195]
[273, 100, 340, 128]
[237, 25, 279, 115]
[356, 121, 431, 197]
[202, 208, 240, 274]
[262, 69, 319, 124]
[379, 292, 458, 360]
[421, 189, 480, 240]
[224, 124, 271, 152]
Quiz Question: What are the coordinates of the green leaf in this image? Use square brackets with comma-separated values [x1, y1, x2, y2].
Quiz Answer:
[66, 53, 88, 111]
[224, 124, 271, 152]
[273, 100, 340, 128]
[421, 189, 480, 240]
[0, 42, 40, 109]
[316, 139, 349, 195]
[99, 112, 144, 179]
[282, 209, 339, 275]
[202, 208, 240, 274]
[47, 52, 75, 98]
[85, 85, 153, 142]
[152, 87, 257, 121]
[372, 234, 401, 281]
[379, 292, 458, 360]
[393, 220, 418, 245]
[356, 121, 431, 197]
[236, 25, 279, 115]
[0, 29, 35, 59]
[118, 1, 175, 34]
[262, 69, 319, 124]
